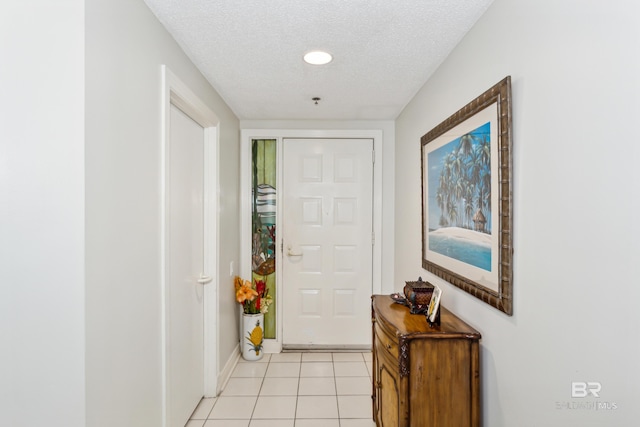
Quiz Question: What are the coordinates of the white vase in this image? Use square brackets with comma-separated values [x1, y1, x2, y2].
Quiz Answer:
[242, 313, 264, 361]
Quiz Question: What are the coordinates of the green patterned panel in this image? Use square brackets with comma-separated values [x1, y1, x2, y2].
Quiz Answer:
[252, 139, 277, 339]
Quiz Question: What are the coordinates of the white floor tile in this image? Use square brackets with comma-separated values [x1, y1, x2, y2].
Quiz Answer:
[250, 419, 295, 427]
[298, 377, 336, 396]
[301, 352, 332, 362]
[204, 420, 250, 427]
[333, 361, 369, 377]
[269, 352, 302, 362]
[252, 396, 297, 419]
[294, 419, 340, 427]
[265, 362, 301, 377]
[339, 419, 376, 427]
[222, 377, 264, 396]
[296, 396, 339, 419]
[336, 376, 371, 395]
[260, 377, 299, 396]
[187, 351, 382, 426]
[232, 362, 268, 378]
[337, 395, 372, 419]
[299, 362, 334, 377]
[208, 396, 257, 419]
[238, 354, 271, 363]
[190, 397, 216, 419]
[332, 352, 364, 362]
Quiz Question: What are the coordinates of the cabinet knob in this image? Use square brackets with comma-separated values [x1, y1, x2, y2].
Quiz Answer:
[386, 344, 392, 350]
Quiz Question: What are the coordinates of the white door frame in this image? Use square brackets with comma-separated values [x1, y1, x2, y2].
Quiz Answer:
[240, 129, 383, 353]
[161, 66, 220, 426]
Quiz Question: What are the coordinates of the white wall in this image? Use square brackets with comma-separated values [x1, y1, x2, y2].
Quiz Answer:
[395, 0, 640, 425]
[85, 0, 240, 425]
[0, 1, 85, 426]
[241, 119, 396, 292]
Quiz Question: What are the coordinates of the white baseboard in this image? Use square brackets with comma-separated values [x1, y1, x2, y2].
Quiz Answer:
[216, 344, 241, 395]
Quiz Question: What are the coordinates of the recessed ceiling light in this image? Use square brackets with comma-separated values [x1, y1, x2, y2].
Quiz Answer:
[303, 51, 333, 65]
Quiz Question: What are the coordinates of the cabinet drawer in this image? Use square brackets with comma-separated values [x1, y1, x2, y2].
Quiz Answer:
[375, 321, 399, 360]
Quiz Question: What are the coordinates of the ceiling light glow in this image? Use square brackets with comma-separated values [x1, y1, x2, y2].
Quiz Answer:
[304, 51, 333, 65]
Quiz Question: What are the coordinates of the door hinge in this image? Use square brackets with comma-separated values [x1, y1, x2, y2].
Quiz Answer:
[371, 231, 375, 245]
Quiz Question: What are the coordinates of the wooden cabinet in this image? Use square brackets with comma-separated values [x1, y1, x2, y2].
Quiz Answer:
[371, 295, 481, 427]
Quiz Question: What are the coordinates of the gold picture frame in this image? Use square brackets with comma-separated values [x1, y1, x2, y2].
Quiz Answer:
[421, 76, 513, 315]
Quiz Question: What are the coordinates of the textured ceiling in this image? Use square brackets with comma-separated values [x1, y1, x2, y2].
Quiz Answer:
[143, 0, 494, 120]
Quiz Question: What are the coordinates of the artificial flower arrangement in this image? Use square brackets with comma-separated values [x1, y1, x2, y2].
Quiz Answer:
[234, 276, 273, 315]
[235, 276, 273, 357]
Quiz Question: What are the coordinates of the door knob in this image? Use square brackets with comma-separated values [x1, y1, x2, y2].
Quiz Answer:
[197, 275, 213, 284]
[286, 246, 303, 257]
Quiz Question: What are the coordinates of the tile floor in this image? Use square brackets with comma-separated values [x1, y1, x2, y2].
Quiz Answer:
[186, 351, 376, 427]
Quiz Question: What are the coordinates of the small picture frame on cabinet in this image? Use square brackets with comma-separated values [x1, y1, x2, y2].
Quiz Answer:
[427, 285, 442, 327]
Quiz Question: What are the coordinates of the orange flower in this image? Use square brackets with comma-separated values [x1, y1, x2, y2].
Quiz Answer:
[235, 278, 258, 304]
[234, 276, 244, 291]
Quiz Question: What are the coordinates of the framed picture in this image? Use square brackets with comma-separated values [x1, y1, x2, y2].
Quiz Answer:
[427, 285, 442, 323]
[421, 76, 513, 315]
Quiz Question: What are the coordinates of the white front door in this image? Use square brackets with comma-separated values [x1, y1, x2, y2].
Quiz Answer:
[167, 104, 205, 426]
[282, 138, 373, 347]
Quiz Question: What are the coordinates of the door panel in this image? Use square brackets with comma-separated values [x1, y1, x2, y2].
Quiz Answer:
[282, 138, 373, 347]
[168, 104, 204, 426]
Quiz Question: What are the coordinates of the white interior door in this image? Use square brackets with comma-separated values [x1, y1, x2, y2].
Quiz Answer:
[167, 104, 205, 427]
[282, 138, 373, 347]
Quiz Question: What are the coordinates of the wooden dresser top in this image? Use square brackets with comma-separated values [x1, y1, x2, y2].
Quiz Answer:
[372, 294, 481, 340]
